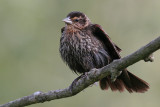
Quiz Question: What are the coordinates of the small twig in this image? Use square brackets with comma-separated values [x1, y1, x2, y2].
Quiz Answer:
[1, 36, 160, 107]
[144, 54, 154, 62]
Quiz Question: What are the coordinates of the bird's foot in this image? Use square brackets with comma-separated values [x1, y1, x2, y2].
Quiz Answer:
[69, 73, 87, 93]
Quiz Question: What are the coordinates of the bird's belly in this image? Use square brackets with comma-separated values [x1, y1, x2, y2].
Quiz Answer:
[60, 34, 111, 73]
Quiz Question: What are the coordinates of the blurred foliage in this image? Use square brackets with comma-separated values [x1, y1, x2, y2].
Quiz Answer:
[0, 0, 160, 107]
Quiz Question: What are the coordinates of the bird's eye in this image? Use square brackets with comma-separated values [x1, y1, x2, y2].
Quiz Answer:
[74, 19, 79, 22]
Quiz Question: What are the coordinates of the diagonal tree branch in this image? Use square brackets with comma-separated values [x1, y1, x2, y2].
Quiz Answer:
[1, 36, 160, 107]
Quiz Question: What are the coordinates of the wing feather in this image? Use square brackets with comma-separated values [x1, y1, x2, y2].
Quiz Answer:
[91, 24, 121, 59]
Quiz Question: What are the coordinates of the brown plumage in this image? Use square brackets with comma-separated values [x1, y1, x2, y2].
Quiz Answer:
[60, 11, 149, 93]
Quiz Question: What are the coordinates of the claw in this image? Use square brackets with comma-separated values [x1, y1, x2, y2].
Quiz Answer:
[69, 74, 87, 92]
[69, 76, 81, 91]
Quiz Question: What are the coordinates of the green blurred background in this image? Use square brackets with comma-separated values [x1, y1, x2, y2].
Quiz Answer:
[0, 0, 160, 107]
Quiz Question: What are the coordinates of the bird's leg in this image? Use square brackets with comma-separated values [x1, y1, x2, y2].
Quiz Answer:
[69, 72, 87, 92]
[69, 68, 98, 92]
[144, 53, 154, 62]
[70, 75, 82, 87]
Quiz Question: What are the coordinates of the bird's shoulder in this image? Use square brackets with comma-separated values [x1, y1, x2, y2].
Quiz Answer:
[88, 24, 122, 58]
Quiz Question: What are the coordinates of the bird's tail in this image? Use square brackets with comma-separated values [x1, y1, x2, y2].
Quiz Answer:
[99, 69, 149, 93]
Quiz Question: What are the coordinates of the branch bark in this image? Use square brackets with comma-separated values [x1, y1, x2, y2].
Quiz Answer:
[1, 36, 160, 107]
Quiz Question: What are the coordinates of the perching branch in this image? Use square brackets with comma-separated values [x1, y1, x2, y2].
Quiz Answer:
[1, 36, 160, 107]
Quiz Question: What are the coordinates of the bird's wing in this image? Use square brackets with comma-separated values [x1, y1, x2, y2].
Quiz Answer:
[114, 43, 122, 52]
[91, 24, 121, 59]
[61, 27, 65, 33]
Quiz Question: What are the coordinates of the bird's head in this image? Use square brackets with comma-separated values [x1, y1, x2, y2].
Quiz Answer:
[62, 11, 90, 30]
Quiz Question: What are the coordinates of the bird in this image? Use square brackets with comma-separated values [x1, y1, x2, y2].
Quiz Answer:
[59, 11, 149, 93]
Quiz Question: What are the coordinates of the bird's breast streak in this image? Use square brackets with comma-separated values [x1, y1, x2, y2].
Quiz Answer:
[60, 31, 110, 72]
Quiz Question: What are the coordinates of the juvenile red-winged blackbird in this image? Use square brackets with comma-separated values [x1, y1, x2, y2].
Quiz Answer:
[60, 11, 149, 93]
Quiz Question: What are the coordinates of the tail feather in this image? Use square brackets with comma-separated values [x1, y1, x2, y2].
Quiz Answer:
[99, 69, 149, 93]
[126, 71, 149, 93]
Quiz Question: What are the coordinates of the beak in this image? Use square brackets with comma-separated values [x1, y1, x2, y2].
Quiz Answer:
[62, 17, 72, 24]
